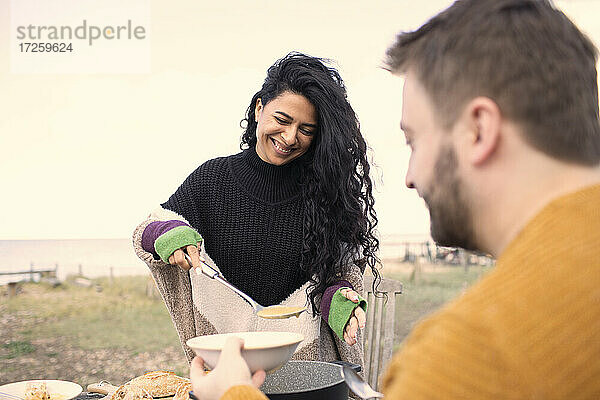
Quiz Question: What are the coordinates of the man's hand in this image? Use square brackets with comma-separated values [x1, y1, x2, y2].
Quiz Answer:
[190, 337, 266, 400]
[340, 288, 366, 346]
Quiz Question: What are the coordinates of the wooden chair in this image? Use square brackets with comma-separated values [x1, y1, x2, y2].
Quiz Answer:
[361, 275, 403, 391]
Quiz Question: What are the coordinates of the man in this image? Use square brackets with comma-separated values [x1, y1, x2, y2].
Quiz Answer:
[189, 0, 600, 398]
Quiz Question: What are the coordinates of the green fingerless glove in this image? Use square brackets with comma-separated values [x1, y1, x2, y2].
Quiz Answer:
[329, 288, 368, 340]
[154, 225, 203, 263]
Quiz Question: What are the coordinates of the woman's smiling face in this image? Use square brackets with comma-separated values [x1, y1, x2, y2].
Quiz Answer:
[254, 91, 317, 166]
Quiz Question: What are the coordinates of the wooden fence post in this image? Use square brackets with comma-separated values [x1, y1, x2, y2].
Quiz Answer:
[8, 282, 18, 298]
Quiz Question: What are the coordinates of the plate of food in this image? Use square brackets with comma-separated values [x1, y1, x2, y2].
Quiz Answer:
[0, 380, 83, 400]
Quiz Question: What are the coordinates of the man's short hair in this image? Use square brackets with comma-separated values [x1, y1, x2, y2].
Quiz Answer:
[386, 0, 600, 165]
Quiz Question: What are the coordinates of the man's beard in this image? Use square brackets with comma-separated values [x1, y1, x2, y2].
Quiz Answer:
[424, 144, 478, 252]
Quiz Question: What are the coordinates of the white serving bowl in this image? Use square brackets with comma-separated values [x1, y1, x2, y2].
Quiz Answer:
[186, 331, 303, 374]
[0, 380, 83, 400]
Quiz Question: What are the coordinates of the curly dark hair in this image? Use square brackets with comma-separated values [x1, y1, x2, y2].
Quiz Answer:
[240, 52, 380, 314]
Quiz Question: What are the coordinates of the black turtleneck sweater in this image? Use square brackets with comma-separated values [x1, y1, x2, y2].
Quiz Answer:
[162, 147, 309, 306]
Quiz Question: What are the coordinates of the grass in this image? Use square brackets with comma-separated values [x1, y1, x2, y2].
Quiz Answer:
[1, 276, 188, 385]
[4, 276, 180, 353]
[1, 341, 36, 359]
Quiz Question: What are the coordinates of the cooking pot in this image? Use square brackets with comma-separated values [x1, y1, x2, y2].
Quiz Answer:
[260, 360, 360, 400]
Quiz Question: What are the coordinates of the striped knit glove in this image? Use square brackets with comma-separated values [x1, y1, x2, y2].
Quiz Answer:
[141, 220, 203, 263]
[320, 280, 368, 340]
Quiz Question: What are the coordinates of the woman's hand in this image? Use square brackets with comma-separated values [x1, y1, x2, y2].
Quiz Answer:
[168, 244, 204, 271]
[340, 288, 367, 346]
[190, 337, 266, 400]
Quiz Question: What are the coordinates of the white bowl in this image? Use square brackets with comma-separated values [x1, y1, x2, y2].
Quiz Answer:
[186, 331, 303, 374]
[0, 380, 83, 400]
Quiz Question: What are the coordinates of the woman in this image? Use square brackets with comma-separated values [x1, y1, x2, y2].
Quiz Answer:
[133, 52, 379, 368]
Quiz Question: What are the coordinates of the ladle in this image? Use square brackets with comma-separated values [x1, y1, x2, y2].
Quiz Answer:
[184, 253, 306, 319]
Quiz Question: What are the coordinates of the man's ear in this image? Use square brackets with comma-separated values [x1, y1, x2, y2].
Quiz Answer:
[464, 97, 502, 165]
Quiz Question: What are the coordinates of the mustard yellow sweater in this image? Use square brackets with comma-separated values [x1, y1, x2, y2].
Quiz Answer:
[218, 184, 600, 400]
[381, 184, 600, 399]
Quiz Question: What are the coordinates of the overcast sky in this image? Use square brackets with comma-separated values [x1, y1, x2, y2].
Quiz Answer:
[0, 0, 599, 240]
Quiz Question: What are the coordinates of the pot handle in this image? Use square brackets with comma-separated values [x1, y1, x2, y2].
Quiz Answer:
[330, 360, 362, 373]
